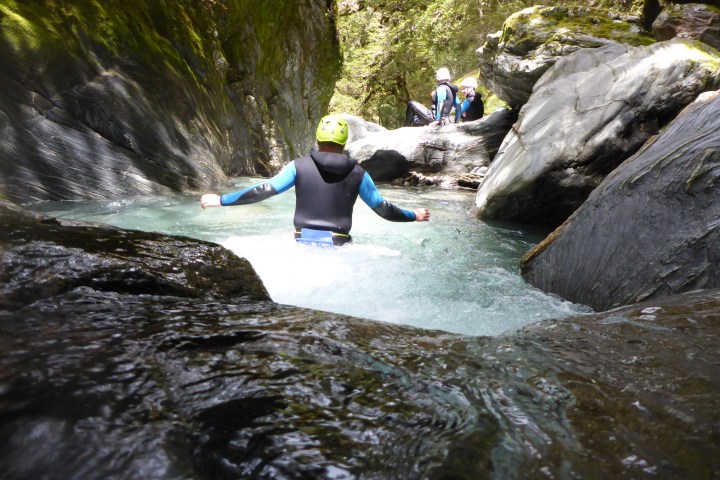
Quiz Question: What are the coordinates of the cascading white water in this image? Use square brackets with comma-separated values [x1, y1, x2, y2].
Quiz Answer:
[31, 177, 591, 335]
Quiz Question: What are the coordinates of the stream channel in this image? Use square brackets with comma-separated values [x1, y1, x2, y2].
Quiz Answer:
[31, 177, 592, 336]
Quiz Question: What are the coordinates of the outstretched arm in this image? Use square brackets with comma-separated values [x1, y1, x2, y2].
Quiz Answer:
[358, 173, 430, 222]
[200, 162, 297, 209]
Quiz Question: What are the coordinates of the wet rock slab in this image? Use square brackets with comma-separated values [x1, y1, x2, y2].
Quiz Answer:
[1, 203, 719, 479]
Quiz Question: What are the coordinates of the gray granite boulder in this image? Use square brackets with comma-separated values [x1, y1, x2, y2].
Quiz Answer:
[477, 5, 653, 109]
[340, 113, 387, 145]
[474, 39, 720, 228]
[344, 109, 517, 186]
[520, 90, 720, 311]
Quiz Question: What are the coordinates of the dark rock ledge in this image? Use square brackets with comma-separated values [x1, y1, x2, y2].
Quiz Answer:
[1, 202, 719, 479]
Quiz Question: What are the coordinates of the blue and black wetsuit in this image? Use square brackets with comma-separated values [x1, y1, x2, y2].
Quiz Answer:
[459, 92, 484, 122]
[431, 83, 460, 123]
[221, 150, 416, 245]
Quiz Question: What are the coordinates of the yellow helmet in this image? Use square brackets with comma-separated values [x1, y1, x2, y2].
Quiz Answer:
[316, 115, 349, 145]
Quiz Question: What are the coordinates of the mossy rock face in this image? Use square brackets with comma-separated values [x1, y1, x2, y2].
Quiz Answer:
[0, 0, 340, 203]
[478, 5, 656, 108]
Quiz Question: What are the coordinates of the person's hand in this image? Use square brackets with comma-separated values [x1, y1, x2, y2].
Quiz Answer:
[429, 121, 439, 126]
[414, 208, 430, 222]
[200, 194, 221, 209]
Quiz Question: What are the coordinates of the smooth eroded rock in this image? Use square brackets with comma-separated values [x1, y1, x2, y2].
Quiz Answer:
[474, 39, 720, 228]
[520, 91, 720, 310]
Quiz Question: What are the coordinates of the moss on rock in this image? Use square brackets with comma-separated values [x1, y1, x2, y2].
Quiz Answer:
[479, 5, 657, 107]
[501, 5, 655, 51]
[0, 0, 341, 202]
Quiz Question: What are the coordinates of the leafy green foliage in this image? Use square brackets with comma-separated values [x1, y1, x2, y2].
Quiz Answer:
[330, 0, 645, 127]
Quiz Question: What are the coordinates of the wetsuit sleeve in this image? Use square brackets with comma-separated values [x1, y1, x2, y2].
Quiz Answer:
[460, 99, 471, 116]
[220, 162, 297, 206]
[435, 87, 447, 122]
[358, 172, 416, 222]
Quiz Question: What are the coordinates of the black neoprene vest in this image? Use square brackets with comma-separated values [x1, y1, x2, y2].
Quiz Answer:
[293, 153, 365, 235]
[432, 83, 458, 116]
[463, 92, 484, 121]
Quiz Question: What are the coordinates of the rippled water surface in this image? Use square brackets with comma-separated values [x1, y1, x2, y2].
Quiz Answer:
[31, 178, 591, 335]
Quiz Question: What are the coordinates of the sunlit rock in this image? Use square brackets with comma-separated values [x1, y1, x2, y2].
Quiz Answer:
[477, 5, 653, 109]
[474, 39, 720, 228]
[520, 90, 720, 311]
[344, 109, 517, 185]
[341, 113, 387, 145]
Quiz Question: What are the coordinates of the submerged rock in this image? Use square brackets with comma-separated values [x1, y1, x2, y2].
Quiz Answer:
[520, 91, 720, 311]
[474, 39, 720, 228]
[1, 200, 719, 478]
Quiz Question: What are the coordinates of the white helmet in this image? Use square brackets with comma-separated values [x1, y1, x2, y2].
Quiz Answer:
[460, 77, 478, 89]
[435, 67, 451, 82]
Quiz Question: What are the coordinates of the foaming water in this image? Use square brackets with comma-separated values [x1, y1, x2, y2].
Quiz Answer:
[30, 177, 591, 335]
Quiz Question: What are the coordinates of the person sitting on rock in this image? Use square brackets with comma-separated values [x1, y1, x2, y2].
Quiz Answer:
[200, 115, 430, 246]
[430, 67, 460, 126]
[458, 77, 484, 122]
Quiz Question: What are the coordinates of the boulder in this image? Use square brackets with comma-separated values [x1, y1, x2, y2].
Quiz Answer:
[345, 109, 517, 185]
[477, 5, 654, 109]
[652, 3, 720, 50]
[474, 39, 720, 228]
[533, 43, 631, 89]
[0, 201, 270, 309]
[2, 198, 720, 478]
[520, 90, 720, 311]
[340, 113, 387, 144]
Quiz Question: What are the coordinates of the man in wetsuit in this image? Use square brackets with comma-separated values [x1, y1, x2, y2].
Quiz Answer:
[200, 115, 430, 245]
